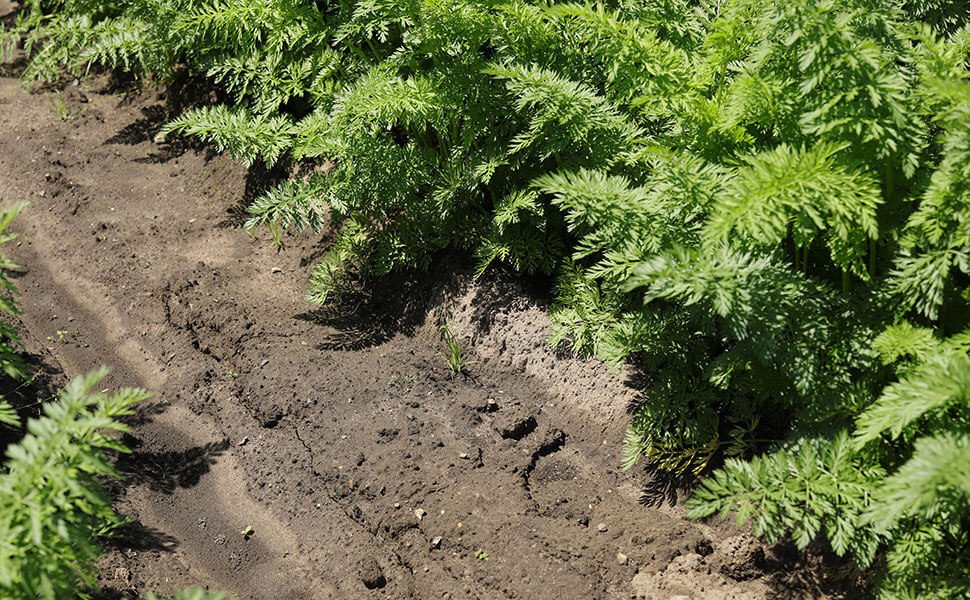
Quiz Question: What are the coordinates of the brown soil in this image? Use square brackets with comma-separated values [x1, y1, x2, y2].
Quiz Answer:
[0, 20, 865, 600]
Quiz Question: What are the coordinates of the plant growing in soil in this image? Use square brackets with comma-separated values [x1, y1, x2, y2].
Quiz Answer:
[0, 365, 236, 600]
[7, 0, 970, 595]
[0, 201, 29, 425]
[0, 367, 151, 600]
[47, 92, 85, 121]
[440, 322, 475, 376]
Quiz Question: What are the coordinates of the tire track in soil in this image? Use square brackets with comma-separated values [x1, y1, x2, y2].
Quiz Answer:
[0, 69, 855, 600]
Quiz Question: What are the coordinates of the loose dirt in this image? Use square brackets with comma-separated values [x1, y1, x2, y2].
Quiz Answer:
[0, 29, 863, 600]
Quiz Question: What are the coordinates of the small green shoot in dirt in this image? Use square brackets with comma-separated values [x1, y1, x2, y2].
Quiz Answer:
[48, 92, 86, 121]
[46, 330, 68, 343]
[440, 322, 475, 376]
[240, 525, 254, 538]
[227, 369, 239, 379]
[474, 548, 489, 561]
[47, 327, 79, 344]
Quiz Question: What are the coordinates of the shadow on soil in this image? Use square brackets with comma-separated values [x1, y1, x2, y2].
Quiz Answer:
[0, 54, 26, 78]
[106, 104, 168, 145]
[455, 263, 553, 338]
[295, 267, 437, 351]
[125, 400, 172, 427]
[107, 102, 217, 165]
[637, 464, 698, 508]
[218, 160, 292, 228]
[761, 541, 872, 599]
[116, 437, 230, 494]
[102, 69, 225, 165]
[107, 520, 180, 554]
[296, 254, 556, 353]
[0, 350, 65, 451]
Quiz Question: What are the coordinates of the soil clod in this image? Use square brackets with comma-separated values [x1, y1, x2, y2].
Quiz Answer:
[359, 558, 386, 590]
[496, 412, 537, 440]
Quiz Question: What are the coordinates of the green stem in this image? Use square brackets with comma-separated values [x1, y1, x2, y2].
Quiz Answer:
[802, 246, 809, 274]
[345, 41, 370, 64]
[842, 270, 850, 295]
[715, 62, 728, 99]
[364, 38, 380, 61]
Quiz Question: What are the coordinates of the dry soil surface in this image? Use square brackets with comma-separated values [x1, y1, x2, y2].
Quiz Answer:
[0, 28, 864, 600]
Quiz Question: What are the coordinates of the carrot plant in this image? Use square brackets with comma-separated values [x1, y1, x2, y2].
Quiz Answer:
[0, 368, 151, 599]
[0, 201, 29, 426]
[0, 365, 235, 600]
[5, 0, 970, 595]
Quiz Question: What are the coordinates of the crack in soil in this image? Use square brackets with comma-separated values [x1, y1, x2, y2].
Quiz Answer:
[291, 420, 318, 476]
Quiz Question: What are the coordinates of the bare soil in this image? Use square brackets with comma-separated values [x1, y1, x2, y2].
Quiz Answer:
[0, 18, 865, 600]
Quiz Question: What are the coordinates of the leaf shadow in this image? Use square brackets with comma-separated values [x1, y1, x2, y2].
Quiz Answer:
[0, 350, 66, 452]
[295, 267, 437, 351]
[636, 462, 698, 508]
[115, 437, 230, 495]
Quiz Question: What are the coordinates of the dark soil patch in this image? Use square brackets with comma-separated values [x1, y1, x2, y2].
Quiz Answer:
[0, 54, 866, 600]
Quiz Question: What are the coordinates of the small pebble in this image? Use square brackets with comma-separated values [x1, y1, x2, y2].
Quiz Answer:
[414, 508, 427, 520]
[238, 437, 249, 446]
[616, 552, 628, 565]
[430, 536, 442, 549]
[597, 523, 608, 532]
